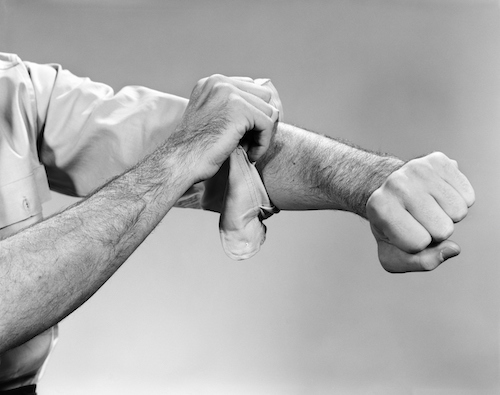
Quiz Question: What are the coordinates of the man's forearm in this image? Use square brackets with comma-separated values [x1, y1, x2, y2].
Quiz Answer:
[0, 141, 194, 353]
[258, 123, 474, 273]
[0, 73, 280, 353]
[257, 123, 404, 217]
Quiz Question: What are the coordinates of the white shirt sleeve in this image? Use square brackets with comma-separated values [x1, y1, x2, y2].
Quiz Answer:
[23, 58, 190, 198]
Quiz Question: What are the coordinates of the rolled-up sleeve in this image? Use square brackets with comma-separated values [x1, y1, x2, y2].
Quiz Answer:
[24, 60, 190, 198]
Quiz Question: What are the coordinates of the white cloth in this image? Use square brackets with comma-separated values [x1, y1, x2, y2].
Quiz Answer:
[0, 52, 280, 387]
[219, 79, 282, 260]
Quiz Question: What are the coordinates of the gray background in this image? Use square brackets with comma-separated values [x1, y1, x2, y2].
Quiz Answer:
[1, 0, 499, 394]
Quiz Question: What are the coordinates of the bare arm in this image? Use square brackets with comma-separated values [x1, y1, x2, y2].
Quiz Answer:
[257, 123, 475, 273]
[0, 140, 191, 352]
[0, 75, 279, 353]
[257, 122, 403, 215]
[23, 59, 473, 274]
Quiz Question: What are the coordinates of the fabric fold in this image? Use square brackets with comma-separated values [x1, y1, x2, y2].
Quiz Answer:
[218, 79, 283, 260]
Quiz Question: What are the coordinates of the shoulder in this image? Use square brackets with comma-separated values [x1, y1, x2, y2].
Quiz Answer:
[0, 52, 22, 70]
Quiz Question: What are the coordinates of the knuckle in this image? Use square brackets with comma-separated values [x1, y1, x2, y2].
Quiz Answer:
[404, 158, 433, 178]
[428, 152, 460, 174]
[204, 74, 228, 90]
[213, 81, 233, 94]
[465, 188, 476, 208]
[428, 151, 449, 163]
[409, 152, 448, 176]
[384, 172, 410, 196]
[196, 77, 208, 87]
[431, 220, 454, 242]
[192, 78, 209, 96]
[408, 234, 432, 254]
[208, 73, 226, 82]
[450, 202, 468, 223]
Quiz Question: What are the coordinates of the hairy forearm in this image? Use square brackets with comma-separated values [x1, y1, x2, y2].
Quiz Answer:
[257, 123, 404, 217]
[0, 140, 194, 352]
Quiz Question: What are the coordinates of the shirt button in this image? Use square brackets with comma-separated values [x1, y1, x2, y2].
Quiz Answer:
[22, 197, 30, 212]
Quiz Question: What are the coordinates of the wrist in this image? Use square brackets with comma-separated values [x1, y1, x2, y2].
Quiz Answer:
[358, 156, 405, 218]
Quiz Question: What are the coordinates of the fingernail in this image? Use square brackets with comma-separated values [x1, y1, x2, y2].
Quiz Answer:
[440, 247, 460, 262]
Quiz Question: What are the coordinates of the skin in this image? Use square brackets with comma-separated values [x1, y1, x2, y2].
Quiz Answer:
[366, 152, 475, 272]
[0, 75, 475, 356]
[0, 75, 278, 353]
[258, 125, 475, 272]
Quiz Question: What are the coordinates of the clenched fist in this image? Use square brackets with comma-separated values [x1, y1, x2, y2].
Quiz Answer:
[366, 152, 475, 273]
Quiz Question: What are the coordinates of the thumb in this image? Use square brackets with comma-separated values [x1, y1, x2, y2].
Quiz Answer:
[378, 240, 461, 273]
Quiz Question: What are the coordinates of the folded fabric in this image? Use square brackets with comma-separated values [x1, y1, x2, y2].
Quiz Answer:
[218, 79, 283, 260]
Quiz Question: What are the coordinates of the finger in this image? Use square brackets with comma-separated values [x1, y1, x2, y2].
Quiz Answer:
[198, 75, 272, 104]
[426, 176, 469, 223]
[255, 79, 284, 122]
[427, 153, 476, 207]
[230, 76, 255, 82]
[228, 77, 284, 122]
[401, 155, 472, 234]
[404, 192, 455, 243]
[367, 190, 431, 253]
[238, 89, 279, 121]
[444, 167, 476, 208]
[245, 120, 279, 162]
[377, 239, 461, 273]
[234, 93, 279, 162]
[228, 78, 274, 104]
[243, 113, 279, 162]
